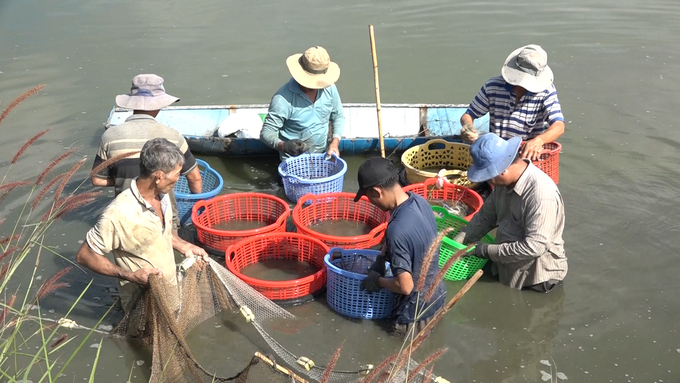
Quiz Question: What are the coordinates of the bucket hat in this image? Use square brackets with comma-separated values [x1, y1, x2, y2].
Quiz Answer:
[286, 46, 340, 90]
[501, 44, 553, 93]
[115, 74, 180, 111]
[467, 133, 522, 182]
[354, 157, 399, 202]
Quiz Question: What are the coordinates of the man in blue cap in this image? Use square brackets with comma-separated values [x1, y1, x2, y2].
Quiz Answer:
[455, 133, 567, 292]
[355, 157, 446, 337]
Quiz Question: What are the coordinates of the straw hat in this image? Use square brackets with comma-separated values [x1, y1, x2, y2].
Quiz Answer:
[286, 46, 340, 89]
[501, 45, 554, 93]
[115, 74, 180, 111]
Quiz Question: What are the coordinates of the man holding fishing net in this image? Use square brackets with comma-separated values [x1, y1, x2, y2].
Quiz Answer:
[460, 44, 565, 161]
[354, 157, 447, 337]
[454, 133, 567, 292]
[260, 46, 345, 159]
[77, 138, 209, 313]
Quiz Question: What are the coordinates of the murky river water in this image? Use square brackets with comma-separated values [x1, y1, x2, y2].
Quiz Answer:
[1, 0, 680, 381]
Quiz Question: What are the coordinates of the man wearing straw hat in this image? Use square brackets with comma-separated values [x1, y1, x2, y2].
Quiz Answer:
[355, 157, 446, 337]
[91, 74, 203, 228]
[260, 46, 345, 159]
[78, 138, 209, 313]
[460, 44, 565, 161]
[454, 133, 567, 292]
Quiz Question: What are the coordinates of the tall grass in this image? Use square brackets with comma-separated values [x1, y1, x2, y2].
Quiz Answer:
[0, 85, 106, 381]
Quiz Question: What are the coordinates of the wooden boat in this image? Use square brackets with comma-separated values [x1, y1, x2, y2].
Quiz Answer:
[105, 103, 490, 157]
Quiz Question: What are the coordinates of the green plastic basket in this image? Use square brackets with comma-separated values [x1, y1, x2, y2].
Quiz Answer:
[432, 206, 495, 281]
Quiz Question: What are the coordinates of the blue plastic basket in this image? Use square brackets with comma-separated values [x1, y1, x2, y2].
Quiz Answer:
[278, 153, 347, 203]
[324, 248, 395, 320]
[174, 159, 224, 226]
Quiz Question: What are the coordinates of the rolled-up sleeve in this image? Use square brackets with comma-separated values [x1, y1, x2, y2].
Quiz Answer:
[465, 84, 490, 120]
[86, 214, 119, 256]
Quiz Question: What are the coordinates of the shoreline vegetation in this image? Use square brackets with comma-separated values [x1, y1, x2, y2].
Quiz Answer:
[0, 85, 107, 382]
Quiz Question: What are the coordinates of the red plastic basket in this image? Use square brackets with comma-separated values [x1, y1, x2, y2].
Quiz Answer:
[292, 192, 389, 249]
[192, 193, 290, 253]
[225, 233, 329, 302]
[526, 141, 561, 185]
[402, 178, 483, 221]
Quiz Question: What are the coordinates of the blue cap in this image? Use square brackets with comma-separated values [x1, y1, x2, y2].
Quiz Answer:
[467, 133, 522, 182]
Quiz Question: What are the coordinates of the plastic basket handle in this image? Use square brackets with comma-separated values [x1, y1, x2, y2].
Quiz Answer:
[425, 138, 464, 151]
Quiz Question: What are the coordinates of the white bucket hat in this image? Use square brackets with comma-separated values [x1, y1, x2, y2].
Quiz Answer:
[286, 46, 340, 90]
[115, 74, 180, 111]
[501, 45, 554, 93]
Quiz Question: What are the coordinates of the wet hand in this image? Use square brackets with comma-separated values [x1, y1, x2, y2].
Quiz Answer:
[185, 245, 209, 270]
[461, 123, 479, 143]
[520, 137, 544, 161]
[282, 139, 307, 156]
[360, 270, 382, 293]
[326, 144, 340, 158]
[128, 267, 163, 285]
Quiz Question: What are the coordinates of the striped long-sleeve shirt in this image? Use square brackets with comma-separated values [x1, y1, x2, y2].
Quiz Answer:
[466, 76, 564, 139]
[461, 161, 567, 289]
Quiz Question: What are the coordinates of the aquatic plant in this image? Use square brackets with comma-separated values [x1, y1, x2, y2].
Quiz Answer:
[0, 85, 110, 382]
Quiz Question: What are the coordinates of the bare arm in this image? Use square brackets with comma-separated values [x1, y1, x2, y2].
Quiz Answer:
[520, 121, 565, 160]
[75, 242, 161, 285]
[172, 232, 209, 262]
[185, 166, 203, 194]
[91, 176, 114, 187]
[378, 271, 414, 295]
[326, 137, 340, 157]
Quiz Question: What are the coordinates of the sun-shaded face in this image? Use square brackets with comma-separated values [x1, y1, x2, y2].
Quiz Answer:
[365, 187, 391, 212]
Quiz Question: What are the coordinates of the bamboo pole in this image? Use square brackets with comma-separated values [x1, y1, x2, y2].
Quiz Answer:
[369, 25, 386, 158]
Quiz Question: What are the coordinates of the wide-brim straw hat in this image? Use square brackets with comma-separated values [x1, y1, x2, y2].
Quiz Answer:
[501, 44, 554, 93]
[286, 46, 340, 89]
[115, 74, 180, 111]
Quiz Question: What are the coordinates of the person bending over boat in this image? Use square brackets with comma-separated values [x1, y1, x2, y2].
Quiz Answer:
[91, 74, 202, 228]
[77, 138, 209, 313]
[260, 46, 345, 159]
[454, 133, 567, 293]
[460, 44, 565, 161]
[355, 157, 446, 337]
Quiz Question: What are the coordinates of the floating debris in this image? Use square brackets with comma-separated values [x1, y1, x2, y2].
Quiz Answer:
[98, 324, 113, 332]
[136, 360, 144, 366]
[89, 343, 99, 349]
[556, 372, 568, 380]
[540, 359, 551, 366]
[540, 370, 551, 381]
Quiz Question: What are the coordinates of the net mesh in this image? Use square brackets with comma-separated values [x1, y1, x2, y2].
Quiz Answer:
[112, 258, 437, 383]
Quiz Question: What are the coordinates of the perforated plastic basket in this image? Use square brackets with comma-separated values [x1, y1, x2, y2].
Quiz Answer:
[192, 193, 290, 253]
[432, 206, 495, 281]
[529, 141, 561, 185]
[403, 178, 483, 221]
[225, 233, 329, 303]
[401, 139, 475, 187]
[277, 153, 347, 203]
[324, 248, 395, 320]
[174, 159, 224, 226]
[293, 192, 389, 249]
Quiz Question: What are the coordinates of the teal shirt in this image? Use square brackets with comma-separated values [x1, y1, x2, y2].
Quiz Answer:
[260, 78, 345, 158]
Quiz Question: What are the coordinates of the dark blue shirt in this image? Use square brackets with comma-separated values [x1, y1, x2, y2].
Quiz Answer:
[385, 192, 446, 324]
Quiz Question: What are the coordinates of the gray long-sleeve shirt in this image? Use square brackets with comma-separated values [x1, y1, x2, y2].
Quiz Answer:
[462, 160, 567, 289]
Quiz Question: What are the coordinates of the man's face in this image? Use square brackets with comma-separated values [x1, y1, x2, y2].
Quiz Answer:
[365, 187, 391, 212]
[488, 170, 511, 187]
[157, 164, 182, 194]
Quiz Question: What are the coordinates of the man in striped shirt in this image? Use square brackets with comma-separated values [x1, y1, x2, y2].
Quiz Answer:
[455, 133, 567, 292]
[460, 45, 565, 161]
[91, 74, 202, 228]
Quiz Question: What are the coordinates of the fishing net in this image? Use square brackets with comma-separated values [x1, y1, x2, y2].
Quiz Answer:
[111, 258, 439, 383]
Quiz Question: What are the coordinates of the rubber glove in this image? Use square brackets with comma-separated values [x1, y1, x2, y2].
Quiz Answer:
[461, 122, 479, 143]
[282, 139, 307, 156]
[360, 270, 382, 293]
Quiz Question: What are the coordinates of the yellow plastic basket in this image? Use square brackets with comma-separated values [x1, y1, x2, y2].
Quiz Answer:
[401, 139, 474, 186]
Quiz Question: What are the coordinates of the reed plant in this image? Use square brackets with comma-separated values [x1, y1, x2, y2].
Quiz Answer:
[0, 85, 108, 381]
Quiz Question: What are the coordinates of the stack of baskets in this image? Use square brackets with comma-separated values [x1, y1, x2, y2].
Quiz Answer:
[403, 177, 483, 221]
[432, 205, 494, 281]
[401, 139, 474, 187]
[293, 192, 389, 249]
[278, 153, 347, 203]
[174, 159, 223, 226]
